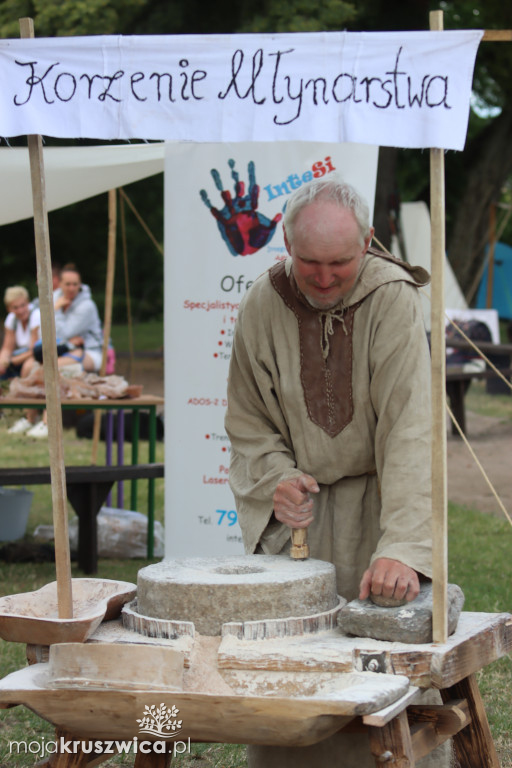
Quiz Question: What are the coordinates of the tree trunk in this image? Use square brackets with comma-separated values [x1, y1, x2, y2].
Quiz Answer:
[373, 147, 399, 252]
[447, 105, 512, 300]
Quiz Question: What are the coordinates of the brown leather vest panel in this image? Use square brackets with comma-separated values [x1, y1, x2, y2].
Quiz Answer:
[269, 261, 359, 438]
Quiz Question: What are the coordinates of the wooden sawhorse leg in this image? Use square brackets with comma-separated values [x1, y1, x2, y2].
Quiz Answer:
[36, 729, 174, 768]
[133, 748, 172, 768]
[366, 674, 500, 767]
[368, 710, 415, 767]
[441, 674, 500, 768]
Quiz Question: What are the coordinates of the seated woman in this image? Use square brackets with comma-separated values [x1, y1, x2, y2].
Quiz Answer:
[17, 265, 104, 439]
[53, 263, 103, 373]
[0, 286, 40, 380]
[0, 286, 43, 435]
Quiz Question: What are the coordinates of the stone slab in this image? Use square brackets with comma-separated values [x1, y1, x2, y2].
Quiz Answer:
[338, 582, 465, 644]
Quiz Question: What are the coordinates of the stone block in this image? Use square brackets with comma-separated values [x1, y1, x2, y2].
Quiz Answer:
[338, 582, 465, 644]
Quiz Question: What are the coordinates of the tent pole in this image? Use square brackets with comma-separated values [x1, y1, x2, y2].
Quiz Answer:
[20, 17, 73, 618]
[120, 190, 135, 383]
[430, 9, 448, 643]
[91, 189, 117, 465]
[485, 203, 497, 309]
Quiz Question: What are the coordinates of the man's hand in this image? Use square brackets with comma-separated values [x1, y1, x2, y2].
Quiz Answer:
[359, 558, 420, 603]
[273, 474, 319, 528]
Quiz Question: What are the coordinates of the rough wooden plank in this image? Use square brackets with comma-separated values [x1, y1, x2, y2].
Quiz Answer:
[408, 698, 470, 735]
[48, 643, 184, 691]
[363, 687, 421, 726]
[408, 699, 471, 761]
[441, 674, 500, 768]
[430, 614, 512, 688]
[482, 30, 512, 41]
[218, 613, 512, 688]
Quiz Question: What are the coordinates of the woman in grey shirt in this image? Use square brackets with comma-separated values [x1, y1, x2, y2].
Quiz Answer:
[54, 264, 103, 372]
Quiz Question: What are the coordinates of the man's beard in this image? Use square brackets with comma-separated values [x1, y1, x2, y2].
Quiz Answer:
[303, 291, 342, 311]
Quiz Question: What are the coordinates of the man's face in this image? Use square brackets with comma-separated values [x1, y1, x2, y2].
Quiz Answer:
[284, 202, 373, 310]
[60, 271, 81, 302]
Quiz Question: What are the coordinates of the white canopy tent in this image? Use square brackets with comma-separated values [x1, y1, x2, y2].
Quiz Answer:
[0, 143, 165, 226]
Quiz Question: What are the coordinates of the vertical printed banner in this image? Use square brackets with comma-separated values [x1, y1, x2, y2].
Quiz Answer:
[164, 142, 379, 557]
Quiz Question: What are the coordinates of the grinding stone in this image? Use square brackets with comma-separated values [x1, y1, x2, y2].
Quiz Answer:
[137, 555, 338, 636]
[338, 582, 465, 644]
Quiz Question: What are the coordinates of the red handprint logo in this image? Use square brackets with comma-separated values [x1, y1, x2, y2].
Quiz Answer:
[200, 159, 283, 256]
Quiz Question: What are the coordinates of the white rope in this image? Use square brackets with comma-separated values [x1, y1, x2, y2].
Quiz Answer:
[446, 403, 512, 527]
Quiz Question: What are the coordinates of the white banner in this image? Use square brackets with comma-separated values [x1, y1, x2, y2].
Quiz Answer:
[163, 141, 379, 557]
[0, 30, 482, 150]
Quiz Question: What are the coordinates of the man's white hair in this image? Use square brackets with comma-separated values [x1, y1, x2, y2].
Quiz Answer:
[283, 174, 371, 246]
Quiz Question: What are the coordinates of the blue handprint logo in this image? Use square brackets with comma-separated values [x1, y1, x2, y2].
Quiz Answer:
[200, 159, 283, 256]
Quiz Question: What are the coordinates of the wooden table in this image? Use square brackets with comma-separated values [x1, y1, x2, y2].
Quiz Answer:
[0, 396, 164, 565]
[0, 611, 510, 767]
[446, 367, 512, 436]
[446, 339, 512, 436]
[0, 463, 163, 573]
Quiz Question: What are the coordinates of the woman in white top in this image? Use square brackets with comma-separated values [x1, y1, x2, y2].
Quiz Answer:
[0, 286, 40, 379]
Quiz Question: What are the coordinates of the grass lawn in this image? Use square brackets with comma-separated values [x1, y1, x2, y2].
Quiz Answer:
[110, 321, 163, 356]
[0, 358, 511, 766]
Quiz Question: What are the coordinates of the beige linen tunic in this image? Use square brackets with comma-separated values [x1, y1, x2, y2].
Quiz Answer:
[225, 249, 432, 601]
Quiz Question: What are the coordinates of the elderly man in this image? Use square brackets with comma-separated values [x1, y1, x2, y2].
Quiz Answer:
[226, 175, 432, 600]
[225, 177, 442, 767]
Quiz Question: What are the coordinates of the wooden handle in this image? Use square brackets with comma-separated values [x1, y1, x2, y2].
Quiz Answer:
[290, 527, 309, 560]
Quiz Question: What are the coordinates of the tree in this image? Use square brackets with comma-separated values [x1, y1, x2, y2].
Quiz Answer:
[438, 2, 512, 299]
[349, 1, 512, 302]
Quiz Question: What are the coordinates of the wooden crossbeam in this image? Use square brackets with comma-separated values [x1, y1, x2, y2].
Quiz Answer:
[407, 699, 471, 761]
[483, 30, 512, 41]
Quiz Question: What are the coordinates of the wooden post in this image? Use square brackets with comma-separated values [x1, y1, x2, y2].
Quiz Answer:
[91, 189, 117, 465]
[119, 190, 135, 382]
[485, 203, 496, 309]
[20, 17, 73, 617]
[429, 9, 448, 643]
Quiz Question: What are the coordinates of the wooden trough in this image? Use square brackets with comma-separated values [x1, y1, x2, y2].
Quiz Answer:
[0, 579, 136, 645]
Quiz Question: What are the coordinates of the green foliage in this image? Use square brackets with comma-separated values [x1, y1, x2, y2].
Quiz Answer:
[0, 0, 145, 38]
[440, 1, 512, 111]
[239, 0, 357, 33]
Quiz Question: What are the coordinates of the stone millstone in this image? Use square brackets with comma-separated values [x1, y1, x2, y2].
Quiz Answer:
[137, 555, 338, 636]
[338, 582, 465, 644]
